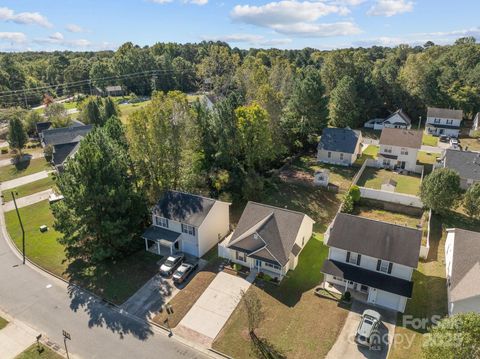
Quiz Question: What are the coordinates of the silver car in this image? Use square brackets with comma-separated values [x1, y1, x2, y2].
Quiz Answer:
[355, 309, 382, 348]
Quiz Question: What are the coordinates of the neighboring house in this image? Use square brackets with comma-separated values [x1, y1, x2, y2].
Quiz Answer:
[425, 107, 463, 138]
[437, 149, 480, 189]
[377, 128, 423, 172]
[105, 85, 124, 97]
[445, 228, 480, 315]
[142, 191, 230, 258]
[317, 128, 362, 166]
[322, 213, 422, 312]
[364, 109, 412, 130]
[40, 124, 93, 171]
[218, 202, 314, 281]
[471, 112, 480, 135]
[35, 121, 52, 136]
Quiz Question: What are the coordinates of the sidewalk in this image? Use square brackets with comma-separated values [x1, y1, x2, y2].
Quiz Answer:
[1, 171, 50, 191]
[0, 311, 38, 359]
[3, 189, 53, 212]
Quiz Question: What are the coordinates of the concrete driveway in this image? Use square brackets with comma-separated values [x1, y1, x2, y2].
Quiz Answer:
[326, 301, 397, 359]
[176, 271, 253, 346]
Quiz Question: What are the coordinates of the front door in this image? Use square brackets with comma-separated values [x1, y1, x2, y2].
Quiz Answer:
[360, 284, 369, 293]
[255, 259, 262, 270]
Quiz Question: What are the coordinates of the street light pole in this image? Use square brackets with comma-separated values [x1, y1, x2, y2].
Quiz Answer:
[11, 191, 25, 265]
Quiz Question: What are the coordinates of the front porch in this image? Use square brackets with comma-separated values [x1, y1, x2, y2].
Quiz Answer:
[321, 280, 368, 303]
[142, 226, 181, 256]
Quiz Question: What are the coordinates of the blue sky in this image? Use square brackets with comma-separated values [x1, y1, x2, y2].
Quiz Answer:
[0, 0, 479, 51]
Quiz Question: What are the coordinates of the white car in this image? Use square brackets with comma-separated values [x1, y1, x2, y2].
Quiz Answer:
[355, 309, 382, 349]
[450, 138, 459, 149]
[159, 254, 184, 277]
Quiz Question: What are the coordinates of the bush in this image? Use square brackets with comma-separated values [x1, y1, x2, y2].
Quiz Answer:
[349, 185, 361, 202]
[342, 291, 351, 302]
[0, 147, 8, 154]
[341, 193, 354, 214]
[233, 263, 242, 271]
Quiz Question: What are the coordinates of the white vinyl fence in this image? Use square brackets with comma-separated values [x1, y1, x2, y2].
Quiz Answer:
[359, 187, 423, 208]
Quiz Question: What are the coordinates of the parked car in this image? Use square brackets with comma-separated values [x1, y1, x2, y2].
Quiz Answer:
[159, 254, 184, 276]
[355, 309, 382, 349]
[450, 138, 459, 146]
[439, 135, 450, 143]
[172, 262, 198, 284]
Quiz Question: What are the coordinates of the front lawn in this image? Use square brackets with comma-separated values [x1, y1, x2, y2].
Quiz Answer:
[458, 137, 480, 152]
[0, 316, 8, 330]
[356, 168, 421, 196]
[213, 234, 349, 359]
[422, 134, 438, 147]
[3, 174, 56, 203]
[5, 200, 160, 305]
[0, 158, 51, 182]
[15, 344, 63, 359]
[355, 145, 379, 165]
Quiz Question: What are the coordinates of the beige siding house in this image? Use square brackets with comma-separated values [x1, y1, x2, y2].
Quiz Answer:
[377, 128, 423, 173]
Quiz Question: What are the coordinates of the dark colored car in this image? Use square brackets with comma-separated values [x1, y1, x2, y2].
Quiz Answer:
[172, 262, 198, 284]
[159, 254, 185, 276]
[439, 135, 450, 143]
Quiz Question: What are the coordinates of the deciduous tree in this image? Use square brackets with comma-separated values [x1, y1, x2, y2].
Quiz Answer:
[420, 168, 462, 213]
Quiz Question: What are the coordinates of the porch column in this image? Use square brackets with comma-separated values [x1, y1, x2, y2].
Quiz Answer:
[157, 241, 160, 255]
[344, 280, 348, 294]
[144, 238, 148, 251]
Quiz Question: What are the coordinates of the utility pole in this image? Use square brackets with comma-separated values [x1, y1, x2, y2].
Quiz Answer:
[11, 191, 25, 265]
[418, 116, 422, 130]
[62, 330, 71, 359]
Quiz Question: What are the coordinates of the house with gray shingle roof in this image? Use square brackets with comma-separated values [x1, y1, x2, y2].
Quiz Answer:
[425, 107, 463, 138]
[445, 228, 480, 315]
[364, 109, 412, 130]
[377, 128, 423, 172]
[142, 191, 231, 257]
[438, 149, 480, 189]
[218, 202, 314, 281]
[317, 128, 362, 166]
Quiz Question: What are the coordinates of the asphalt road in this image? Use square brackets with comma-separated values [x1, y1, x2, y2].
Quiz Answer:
[0, 210, 210, 359]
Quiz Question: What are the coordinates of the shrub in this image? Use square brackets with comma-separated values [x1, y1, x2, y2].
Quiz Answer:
[0, 147, 8, 154]
[233, 263, 242, 271]
[349, 185, 361, 202]
[341, 193, 354, 214]
[342, 291, 351, 302]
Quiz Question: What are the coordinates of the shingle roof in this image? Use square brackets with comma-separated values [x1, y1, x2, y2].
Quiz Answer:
[36, 121, 52, 134]
[142, 226, 182, 243]
[321, 259, 414, 297]
[52, 142, 80, 166]
[154, 190, 220, 227]
[444, 149, 480, 181]
[427, 107, 463, 120]
[448, 228, 480, 302]
[327, 213, 421, 268]
[227, 202, 313, 266]
[41, 125, 93, 147]
[379, 128, 422, 149]
[385, 109, 412, 125]
[106, 85, 123, 92]
[318, 128, 361, 154]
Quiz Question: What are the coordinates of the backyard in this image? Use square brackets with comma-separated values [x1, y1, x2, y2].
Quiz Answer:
[356, 168, 422, 196]
[212, 234, 349, 359]
[14, 344, 63, 359]
[355, 145, 379, 166]
[4, 200, 160, 304]
[458, 136, 480, 152]
[0, 158, 51, 182]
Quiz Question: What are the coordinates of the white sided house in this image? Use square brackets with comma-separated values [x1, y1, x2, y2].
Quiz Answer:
[364, 109, 412, 130]
[445, 228, 480, 315]
[425, 107, 463, 138]
[377, 128, 423, 173]
[322, 213, 421, 312]
[142, 191, 230, 258]
[218, 202, 314, 281]
[317, 128, 362, 166]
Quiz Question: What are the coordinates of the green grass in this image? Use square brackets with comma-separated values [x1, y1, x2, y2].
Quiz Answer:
[119, 100, 151, 123]
[352, 205, 423, 228]
[422, 134, 438, 147]
[355, 145, 379, 165]
[3, 174, 56, 203]
[417, 151, 440, 174]
[0, 316, 8, 330]
[15, 344, 63, 359]
[357, 168, 422, 195]
[0, 158, 50, 182]
[213, 234, 349, 359]
[4, 200, 160, 304]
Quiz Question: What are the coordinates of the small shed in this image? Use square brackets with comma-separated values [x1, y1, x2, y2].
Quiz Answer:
[381, 178, 397, 192]
[314, 169, 330, 187]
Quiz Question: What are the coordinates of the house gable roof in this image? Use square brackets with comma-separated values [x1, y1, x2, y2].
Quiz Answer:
[154, 190, 222, 227]
[41, 125, 93, 147]
[427, 107, 463, 120]
[379, 128, 422, 149]
[444, 149, 480, 181]
[384, 109, 412, 125]
[227, 202, 313, 266]
[448, 228, 480, 302]
[327, 213, 422, 268]
[318, 128, 361, 154]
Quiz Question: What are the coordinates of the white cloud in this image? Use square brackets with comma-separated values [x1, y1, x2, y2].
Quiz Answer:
[202, 33, 292, 46]
[187, 0, 208, 4]
[34, 35, 91, 48]
[150, 0, 208, 4]
[0, 32, 27, 44]
[367, 0, 413, 17]
[49, 32, 64, 41]
[272, 21, 361, 37]
[66, 24, 87, 33]
[0, 7, 52, 28]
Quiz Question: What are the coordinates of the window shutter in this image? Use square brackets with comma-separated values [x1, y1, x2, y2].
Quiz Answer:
[388, 262, 393, 274]
[357, 254, 361, 265]
[346, 251, 350, 263]
[376, 260, 381, 271]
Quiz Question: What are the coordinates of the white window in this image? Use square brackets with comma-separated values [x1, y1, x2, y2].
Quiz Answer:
[181, 223, 195, 236]
[400, 148, 408, 155]
[434, 118, 441, 124]
[377, 260, 392, 273]
[384, 147, 392, 154]
[264, 262, 281, 271]
[236, 251, 246, 262]
[155, 216, 169, 228]
[446, 119, 453, 125]
[383, 159, 390, 166]
[347, 252, 359, 265]
[327, 151, 332, 158]
[340, 153, 344, 160]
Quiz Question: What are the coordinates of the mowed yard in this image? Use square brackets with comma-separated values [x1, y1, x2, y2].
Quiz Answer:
[356, 167, 422, 196]
[2, 174, 56, 201]
[15, 344, 63, 359]
[213, 234, 350, 359]
[0, 157, 51, 182]
[4, 200, 160, 305]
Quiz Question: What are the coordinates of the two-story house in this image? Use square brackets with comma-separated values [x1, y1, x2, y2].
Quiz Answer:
[425, 107, 463, 138]
[364, 109, 412, 130]
[437, 149, 480, 190]
[142, 190, 231, 257]
[218, 202, 314, 281]
[317, 128, 362, 166]
[321, 213, 422, 312]
[377, 128, 423, 172]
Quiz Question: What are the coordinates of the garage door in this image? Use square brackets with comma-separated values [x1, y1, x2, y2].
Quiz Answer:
[375, 290, 401, 311]
[181, 240, 198, 257]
